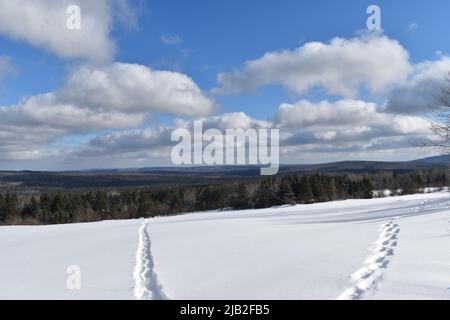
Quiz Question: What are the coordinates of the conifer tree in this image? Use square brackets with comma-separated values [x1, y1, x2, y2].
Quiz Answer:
[298, 176, 314, 203]
[278, 177, 296, 205]
[229, 184, 252, 209]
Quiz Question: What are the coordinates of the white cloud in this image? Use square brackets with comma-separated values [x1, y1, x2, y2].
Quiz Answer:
[58, 63, 214, 116]
[71, 112, 271, 158]
[67, 101, 432, 166]
[78, 126, 172, 157]
[0, 0, 134, 63]
[275, 99, 431, 148]
[385, 56, 450, 114]
[11, 62, 214, 133]
[19, 93, 145, 132]
[0, 106, 66, 160]
[201, 112, 272, 130]
[0, 62, 215, 159]
[0, 94, 434, 165]
[276, 99, 380, 128]
[0, 22, 443, 167]
[215, 33, 411, 97]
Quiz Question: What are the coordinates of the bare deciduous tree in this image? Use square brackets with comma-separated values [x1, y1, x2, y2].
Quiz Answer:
[427, 76, 450, 151]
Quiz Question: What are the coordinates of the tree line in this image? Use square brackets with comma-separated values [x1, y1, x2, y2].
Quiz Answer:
[0, 169, 448, 225]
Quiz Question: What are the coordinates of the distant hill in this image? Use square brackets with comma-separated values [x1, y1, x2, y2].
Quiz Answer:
[86, 154, 449, 175]
[0, 154, 448, 191]
[412, 154, 450, 164]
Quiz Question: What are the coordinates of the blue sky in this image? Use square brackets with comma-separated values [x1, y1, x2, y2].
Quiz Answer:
[0, 0, 448, 170]
[3, 0, 448, 109]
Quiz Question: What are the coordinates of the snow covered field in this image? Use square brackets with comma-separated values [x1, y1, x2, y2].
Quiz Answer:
[0, 192, 449, 300]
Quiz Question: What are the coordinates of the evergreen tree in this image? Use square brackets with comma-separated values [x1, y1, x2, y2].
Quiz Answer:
[278, 177, 296, 205]
[229, 184, 252, 209]
[298, 176, 314, 203]
[254, 179, 279, 208]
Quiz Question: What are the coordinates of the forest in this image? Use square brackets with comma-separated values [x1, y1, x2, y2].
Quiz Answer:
[0, 169, 448, 225]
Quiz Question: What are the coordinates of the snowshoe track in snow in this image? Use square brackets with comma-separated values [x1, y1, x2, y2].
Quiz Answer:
[133, 221, 168, 300]
[337, 220, 400, 300]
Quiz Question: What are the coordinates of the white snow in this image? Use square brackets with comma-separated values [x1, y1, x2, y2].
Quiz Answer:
[0, 192, 449, 300]
[0, 219, 143, 299]
[133, 221, 167, 300]
[337, 220, 400, 300]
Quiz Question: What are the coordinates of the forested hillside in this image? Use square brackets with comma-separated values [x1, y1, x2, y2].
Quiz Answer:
[0, 169, 448, 225]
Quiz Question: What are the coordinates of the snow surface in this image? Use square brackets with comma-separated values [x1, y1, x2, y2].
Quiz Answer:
[0, 220, 142, 299]
[0, 192, 449, 300]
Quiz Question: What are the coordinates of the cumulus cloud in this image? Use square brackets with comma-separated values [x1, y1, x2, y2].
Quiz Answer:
[0, 98, 434, 166]
[71, 112, 271, 158]
[0, 22, 443, 166]
[0, 106, 65, 160]
[0, 62, 215, 159]
[10, 62, 214, 133]
[275, 99, 430, 149]
[276, 99, 380, 128]
[58, 63, 214, 116]
[19, 93, 145, 132]
[76, 126, 173, 158]
[68, 101, 432, 165]
[0, 0, 134, 63]
[197, 112, 272, 131]
[0, 94, 434, 165]
[385, 57, 450, 114]
[215, 33, 411, 97]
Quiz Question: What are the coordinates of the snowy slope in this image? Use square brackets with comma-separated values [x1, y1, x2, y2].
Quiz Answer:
[0, 192, 449, 300]
[150, 192, 450, 300]
[0, 220, 143, 299]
